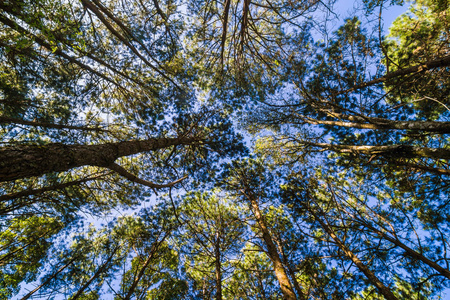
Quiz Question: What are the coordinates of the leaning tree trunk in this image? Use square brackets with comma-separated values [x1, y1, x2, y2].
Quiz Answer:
[310, 208, 398, 300]
[244, 190, 298, 300]
[0, 137, 201, 182]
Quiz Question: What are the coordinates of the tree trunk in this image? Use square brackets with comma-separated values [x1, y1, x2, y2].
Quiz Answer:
[310, 209, 398, 300]
[363, 223, 450, 279]
[0, 174, 106, 203]
[274, 236, 307, 300]
[245, 192, 298, 300]
[298, 114, 450, 133]
[21, 255, 79, 300]
[215, 232, 223, 300]
[71, 247, 118, 300]
[306, 143, 450, 160]
[336, 54, 450, 95]
[0, 137, 200, 182]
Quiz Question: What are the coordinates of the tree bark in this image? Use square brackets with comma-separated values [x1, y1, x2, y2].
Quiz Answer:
[362, 223, 450, 279]
[274, 236, 307, 300]
[0, 137, 201, 182]
[70, 247, 118, 300]
[215, 232, 223, 300]
[305, 143, 450, 160]
[243, 191, 298, 300]
[310, 209, 398, 300]
[296, 113, 450, 133]
[336, 55, 450, 95]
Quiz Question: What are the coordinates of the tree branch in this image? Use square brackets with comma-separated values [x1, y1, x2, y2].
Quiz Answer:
[107, 162, 187, 189]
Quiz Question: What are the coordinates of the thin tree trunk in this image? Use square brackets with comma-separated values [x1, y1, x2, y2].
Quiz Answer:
[0, 137, 200, 182]
[0, 173, 107, 203]
[336, 55, 450, 95]
[123, 233, 169, 300]
[304, 142, 450, 160]
[295, 113, 450, 133]
[0, 116, 108, 132]
[21, 256, 79, 300]
[310, 209, 398, 300]
[71, 248, 118, 300]
[274, 236, 307, 300]
[363, 223, 450, 279]
[215, 232, 223, 300]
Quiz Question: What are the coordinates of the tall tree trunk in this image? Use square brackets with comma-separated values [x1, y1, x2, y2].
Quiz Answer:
[214, 232, 223, 300]
[0, 137, 200, 182]
[274, 236, 307, 300]
[305, 143, 450, 160]
[362, 222, 450, 279]
[243, 191, 298, 300]
[21, 256, 79, 300]
[71, 247, 118, 300]
[310, 209, 398, 300]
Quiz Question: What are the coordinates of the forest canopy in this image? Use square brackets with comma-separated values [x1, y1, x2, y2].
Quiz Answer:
[0, 0, 449, 299]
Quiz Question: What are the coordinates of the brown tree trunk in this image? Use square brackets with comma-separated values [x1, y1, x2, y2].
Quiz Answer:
[310, 209, 398, 300]
[71, 247, 118, 300]
[244, 191, 298, 300]
[298, 114, 450, 133]
[363, 223, 450, 279]
[336, 55, 450, 95]
[215, 232, 223, 300]
[305, 143, 450, 160]
[21, 256, 79, 300]
[0, 137, 200, 182]
[124, 233, 169, 300]
[274, 236, 307, 300]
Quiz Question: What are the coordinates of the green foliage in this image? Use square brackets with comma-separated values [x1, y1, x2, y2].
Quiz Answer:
[0, 0, 449, 298]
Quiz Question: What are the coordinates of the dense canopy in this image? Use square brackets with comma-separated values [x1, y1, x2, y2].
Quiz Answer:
[0, 0, 449, 299]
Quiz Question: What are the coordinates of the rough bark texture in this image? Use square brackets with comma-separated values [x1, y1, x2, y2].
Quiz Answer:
[0, 137, 200, 182]
[246, 193, 297, 300]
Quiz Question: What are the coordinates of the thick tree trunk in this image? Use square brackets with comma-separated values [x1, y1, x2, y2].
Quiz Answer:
[246, 193, 298, 300]
[0, 137, 200, 182]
